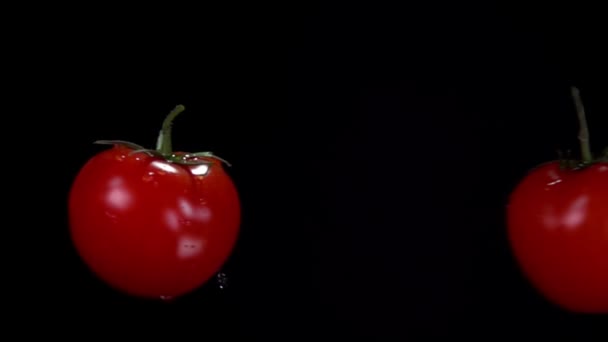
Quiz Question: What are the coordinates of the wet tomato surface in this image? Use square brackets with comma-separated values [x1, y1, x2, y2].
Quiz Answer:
[68, 105, 240, 299]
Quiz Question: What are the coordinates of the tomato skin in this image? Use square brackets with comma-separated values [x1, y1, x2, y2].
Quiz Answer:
[68, 145, 241, 299]
[507, 161, 608, 313]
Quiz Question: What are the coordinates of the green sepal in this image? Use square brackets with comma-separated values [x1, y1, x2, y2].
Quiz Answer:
[92, 106, 234, 168]
[187, 152, 232, 167]
[129, 149, 164, 157]
[94, 140, 146, 150]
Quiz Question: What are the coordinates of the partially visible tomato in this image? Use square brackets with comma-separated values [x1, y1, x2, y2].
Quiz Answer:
[506, 87, 608, 313]
[68, 105, 240, 300]
[507, 161, 608, 313]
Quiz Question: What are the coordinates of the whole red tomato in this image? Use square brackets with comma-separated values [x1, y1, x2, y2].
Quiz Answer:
[68, 105, 240, 300]
[506, 87, 608, 313]
[507, 161, 608, 313]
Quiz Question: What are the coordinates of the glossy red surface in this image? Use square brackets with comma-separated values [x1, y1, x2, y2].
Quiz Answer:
[69, 146, 240, 299]
[507, 161, 608, 313]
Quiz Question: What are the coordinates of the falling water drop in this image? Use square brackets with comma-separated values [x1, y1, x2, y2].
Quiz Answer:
[216, 272, 228, 290]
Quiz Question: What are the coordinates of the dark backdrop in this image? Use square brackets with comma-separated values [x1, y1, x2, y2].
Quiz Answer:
[7, 2, 608, 339]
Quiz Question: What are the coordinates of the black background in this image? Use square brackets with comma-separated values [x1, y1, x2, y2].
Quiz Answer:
[7, 2, 608, 339]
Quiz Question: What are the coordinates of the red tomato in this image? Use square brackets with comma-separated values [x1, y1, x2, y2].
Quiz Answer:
[506, 161, 608, 313]
[68, 105, 240, 300]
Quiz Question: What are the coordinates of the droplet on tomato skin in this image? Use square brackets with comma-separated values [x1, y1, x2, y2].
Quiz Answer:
[104, 210, 119, 223]
[177, 236, 205, 259]
[177, 197, 212, 223]
[160, 295, 174, 302]
[177, 217, 192, 227]
[142, 171, 155, 182]
[178, 197, 194, 216]
[547, 169, 560, 180]
[193, 207, 211, 222]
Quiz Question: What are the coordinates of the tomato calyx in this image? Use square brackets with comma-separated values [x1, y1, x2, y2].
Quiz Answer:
[555, 150, 604, 171]
[93, 105, 231, 167]
[556, 87, 606, 171]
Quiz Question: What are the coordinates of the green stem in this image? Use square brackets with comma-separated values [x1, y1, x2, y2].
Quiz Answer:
[156, 104, 186, 155]
[570, 86, 593, 163]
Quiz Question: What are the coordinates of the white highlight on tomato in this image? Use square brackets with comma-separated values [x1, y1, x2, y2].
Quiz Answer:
[164, 209, 180, 232]
[106, 176, 133, 210]
[178, 197, 193, 217]
[563, 195, 589, 230]
[543, 195, 590, 231]
[151, 161, 178, 174]
[178, 197, 211, 222]
[190, 164, 209, 176]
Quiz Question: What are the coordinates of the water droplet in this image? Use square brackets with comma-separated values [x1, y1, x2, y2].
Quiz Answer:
[160, 295, 174, 302]
[179, 218, 193, 227]
[216, 272, 228, 290]
[104, 210, 118, 223]
[177, 236, 205, 259]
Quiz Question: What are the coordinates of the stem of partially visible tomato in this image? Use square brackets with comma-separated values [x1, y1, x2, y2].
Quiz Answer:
[506, 87, 608, 313]
[570, 86, 593, 164]
[560, 86, 605, 168]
